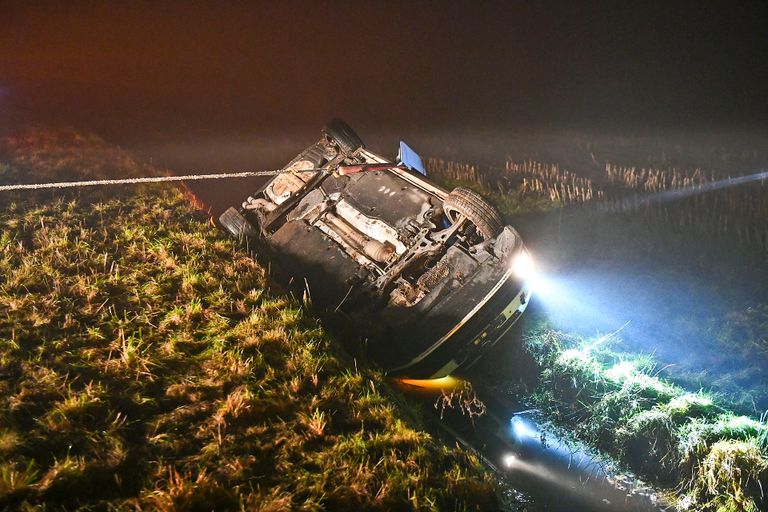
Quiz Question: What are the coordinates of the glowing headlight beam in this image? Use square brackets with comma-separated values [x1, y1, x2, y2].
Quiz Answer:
[599, 170, 768, 214]
[503, 453, 517, 468]
[511, 250, 534, 280]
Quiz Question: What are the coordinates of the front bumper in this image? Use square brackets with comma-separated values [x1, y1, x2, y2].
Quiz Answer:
[387, 273, 532, 378]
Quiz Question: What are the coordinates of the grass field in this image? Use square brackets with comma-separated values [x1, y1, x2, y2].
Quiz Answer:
[0, 132, 501, 511]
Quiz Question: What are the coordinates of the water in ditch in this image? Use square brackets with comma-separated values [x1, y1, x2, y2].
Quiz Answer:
[396, 377, 667, 512]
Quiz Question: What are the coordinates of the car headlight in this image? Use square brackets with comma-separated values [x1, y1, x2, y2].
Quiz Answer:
[511, 250, 534, 280]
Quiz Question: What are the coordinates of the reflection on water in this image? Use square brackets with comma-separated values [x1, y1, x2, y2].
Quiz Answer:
[497, 411, 660, 511]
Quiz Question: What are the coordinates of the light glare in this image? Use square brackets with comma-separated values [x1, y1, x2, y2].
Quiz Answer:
[605, 361, 636, 381]
[512, 250, 534, 279]
[511, 416, 538, 440]
[398, 375, 460, 390]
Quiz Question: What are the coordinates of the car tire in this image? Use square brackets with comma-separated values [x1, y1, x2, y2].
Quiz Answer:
[443, 187, 503, 240]
[323, 119, 364, 154]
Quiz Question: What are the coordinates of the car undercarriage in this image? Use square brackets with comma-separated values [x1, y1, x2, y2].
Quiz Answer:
[220, 120, 532, 378]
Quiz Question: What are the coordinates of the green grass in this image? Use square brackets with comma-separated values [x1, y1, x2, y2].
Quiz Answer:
[518, 330, 768, 511]
[0, 184, 498, 510]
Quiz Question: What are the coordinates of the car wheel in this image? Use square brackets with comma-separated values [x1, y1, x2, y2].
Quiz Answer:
[443, 187, 503, 240]
[323, 119, 364, 154]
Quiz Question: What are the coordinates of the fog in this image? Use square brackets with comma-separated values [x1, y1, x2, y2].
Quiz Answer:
[2, 1, 766, 169]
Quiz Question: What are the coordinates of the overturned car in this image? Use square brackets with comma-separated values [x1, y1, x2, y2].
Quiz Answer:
[219, 120, 533, 378]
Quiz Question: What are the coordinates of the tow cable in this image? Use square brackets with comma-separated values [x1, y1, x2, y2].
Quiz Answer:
[0, 163, 404, 192]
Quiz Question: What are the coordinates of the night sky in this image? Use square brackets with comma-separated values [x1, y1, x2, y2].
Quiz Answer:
[1, 1, 767, 146]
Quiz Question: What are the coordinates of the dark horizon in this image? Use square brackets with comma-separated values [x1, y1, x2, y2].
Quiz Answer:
[2, 1, 767, 147]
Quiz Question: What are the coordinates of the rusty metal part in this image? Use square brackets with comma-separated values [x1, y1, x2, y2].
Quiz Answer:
[243, 197, 277, 212]
[337, 164, 402, 175]
[373, 217, 466, 294]
[324, 212, 396, 263]
[334, 199, 407, 255]
[389, 280, 423, 307]
[271, 172, 310, 197]
[418, 260, 450, 289]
